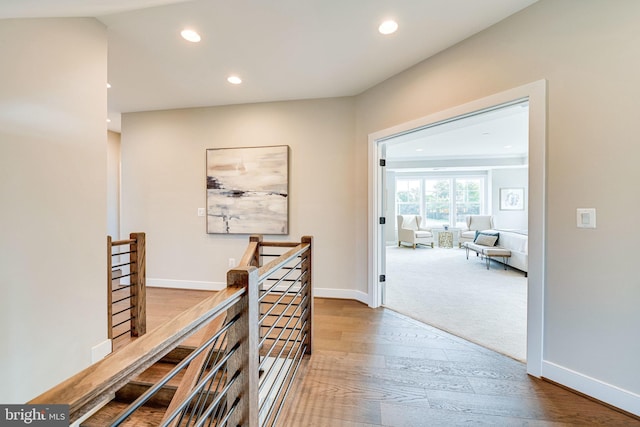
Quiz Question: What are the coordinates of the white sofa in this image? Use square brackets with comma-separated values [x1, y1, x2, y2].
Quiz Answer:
[465, 229, 528, 276]
[397, 215, 434, 249]
[495, 229, 528, 275]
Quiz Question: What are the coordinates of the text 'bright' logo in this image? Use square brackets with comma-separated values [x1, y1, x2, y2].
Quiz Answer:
[1, 405, 68, 426]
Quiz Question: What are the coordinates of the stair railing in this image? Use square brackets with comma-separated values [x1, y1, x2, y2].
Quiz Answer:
[29, 234, 313, 427]
[243, 235, 313, 427]
[107, 232, 146, 344]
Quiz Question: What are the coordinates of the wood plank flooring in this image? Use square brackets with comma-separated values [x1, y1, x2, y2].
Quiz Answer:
[113, 287, 215, 350]
[139, 289, 638, 426]
[279, 298, 639, 426]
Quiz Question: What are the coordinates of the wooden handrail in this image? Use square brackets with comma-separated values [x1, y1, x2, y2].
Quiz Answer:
[257, 241, 301, 248]
[239, 240, 260, 267]
[29, 287, 244, 423]
[110, 239, 136, 246]
[239, 234, 311, 271]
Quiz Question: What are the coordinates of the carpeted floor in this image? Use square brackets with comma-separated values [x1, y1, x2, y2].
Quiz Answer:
[384, 244, 527, 361]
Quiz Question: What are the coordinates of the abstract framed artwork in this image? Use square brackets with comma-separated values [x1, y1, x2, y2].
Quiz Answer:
[499, 187, 525, 211]
[206, 145, 289, 234]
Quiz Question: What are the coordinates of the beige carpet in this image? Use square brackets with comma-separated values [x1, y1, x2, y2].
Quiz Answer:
[384, 245, 527, 361]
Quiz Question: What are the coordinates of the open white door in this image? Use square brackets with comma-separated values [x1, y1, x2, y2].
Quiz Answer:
[379, 144, 387, 305]
[368, 138, 387, 308]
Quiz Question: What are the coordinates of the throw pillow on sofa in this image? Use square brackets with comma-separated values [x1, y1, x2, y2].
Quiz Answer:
[474, 230, 500, 246]
[474, 234, 498, 246]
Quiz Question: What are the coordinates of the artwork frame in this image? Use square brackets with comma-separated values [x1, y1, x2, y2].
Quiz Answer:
[206, 145, 289, 234]
[500, 187, 525, 211]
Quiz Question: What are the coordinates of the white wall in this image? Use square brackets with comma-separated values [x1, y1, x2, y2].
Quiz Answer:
[0, 19, 108, 402]
[355, 0, 640, 413]
[491, 167, 528, 229]
[107, 131, 121, 239]
[120, 98, 361, 299]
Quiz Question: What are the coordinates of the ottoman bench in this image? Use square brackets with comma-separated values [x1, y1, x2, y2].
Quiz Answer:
[463, 242, 512, 271]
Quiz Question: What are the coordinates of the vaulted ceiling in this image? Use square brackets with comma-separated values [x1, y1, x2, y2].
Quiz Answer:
[1, 0, 537, 132]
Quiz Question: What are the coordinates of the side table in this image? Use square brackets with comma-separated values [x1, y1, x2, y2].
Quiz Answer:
[438, 231, 454, 248]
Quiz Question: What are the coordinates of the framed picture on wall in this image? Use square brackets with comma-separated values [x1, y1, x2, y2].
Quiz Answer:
[206, 145, 289, 234]
[500, 188, 525, 210]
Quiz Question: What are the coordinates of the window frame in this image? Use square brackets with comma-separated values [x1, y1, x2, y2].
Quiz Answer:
[395, 172, 488, 227]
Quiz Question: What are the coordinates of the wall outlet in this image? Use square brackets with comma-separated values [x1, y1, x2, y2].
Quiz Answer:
[228, 258, 236, 268]
[197, 208, 205, 217]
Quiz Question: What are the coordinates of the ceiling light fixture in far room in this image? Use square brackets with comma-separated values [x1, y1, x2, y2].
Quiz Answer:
[378, 19, 398, 35]
[227, 75, 242, 85]
[106, 83, 111, 88]
[180, 29, 201, 43]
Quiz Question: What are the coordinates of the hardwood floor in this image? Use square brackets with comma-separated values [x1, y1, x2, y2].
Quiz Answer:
[138, 289, 638, 426]
[113, 287, 215, 350]
[279, 298, 639, 426]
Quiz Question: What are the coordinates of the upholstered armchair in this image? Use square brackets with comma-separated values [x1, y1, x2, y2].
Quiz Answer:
[459, 215, 495, 247]
[397, 215, 434, 249]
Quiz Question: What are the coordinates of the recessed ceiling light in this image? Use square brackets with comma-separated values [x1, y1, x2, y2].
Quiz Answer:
[181, 29, 201, 43]
[378, 20, 398, 35]
[227, 75, 242, 85]
[106, 118, 111, 123]
[415, 148, 423, 152]
[106, 83, 111, 89]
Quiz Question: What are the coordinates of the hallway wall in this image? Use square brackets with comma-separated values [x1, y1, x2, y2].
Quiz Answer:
[0, 18, 108, 402]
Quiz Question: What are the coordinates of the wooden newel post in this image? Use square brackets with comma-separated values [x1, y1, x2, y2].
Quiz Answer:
[302, 236, 313, 355]
[107, 235, 114, 339]
[249, 234, 263, 267]
[130, 232, 146, 337]
[226, 267, 260, 427]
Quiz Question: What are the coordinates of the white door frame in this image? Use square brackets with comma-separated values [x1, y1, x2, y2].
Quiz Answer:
[367, 80, 547, 377]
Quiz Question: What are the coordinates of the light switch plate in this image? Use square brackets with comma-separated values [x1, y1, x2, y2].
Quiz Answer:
[197, 208, 205, 217]
[576, 208, 596, 228]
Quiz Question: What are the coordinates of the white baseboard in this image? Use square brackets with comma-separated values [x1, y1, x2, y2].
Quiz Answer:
[147, 278, 226, 291]
[147, 279, 370, 305]
[90, 339, 112, 363]
[542, 360, 640, 416]
[314, 287, 369, 305]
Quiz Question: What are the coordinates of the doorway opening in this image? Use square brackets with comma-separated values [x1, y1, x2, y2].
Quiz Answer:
[367, 81, 546, 376]
[383, 101, 529, 361]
